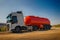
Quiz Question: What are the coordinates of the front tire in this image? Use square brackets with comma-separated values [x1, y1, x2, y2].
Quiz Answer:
[11, 26, 21, 33]
[15, 26, 21, 33]
[43, 25, 51, 30]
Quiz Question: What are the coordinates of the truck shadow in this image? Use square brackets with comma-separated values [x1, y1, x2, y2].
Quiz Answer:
[12, 30, 52, 34]
[0, 28, 58, 34]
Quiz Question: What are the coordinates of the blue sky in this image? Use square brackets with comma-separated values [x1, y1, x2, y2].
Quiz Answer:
[0, 0, 60, 25]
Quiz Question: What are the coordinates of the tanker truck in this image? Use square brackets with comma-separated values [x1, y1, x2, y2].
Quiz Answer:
[6, 11, 51, 33]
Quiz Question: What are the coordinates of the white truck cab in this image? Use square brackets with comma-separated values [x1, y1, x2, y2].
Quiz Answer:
[7, 11, 32, 33]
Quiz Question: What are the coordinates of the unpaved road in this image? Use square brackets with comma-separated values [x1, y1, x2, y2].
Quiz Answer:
[0, 27, 60, 40]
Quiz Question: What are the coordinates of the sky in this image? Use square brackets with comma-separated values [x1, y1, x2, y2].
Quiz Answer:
[0, 0, 60, 25]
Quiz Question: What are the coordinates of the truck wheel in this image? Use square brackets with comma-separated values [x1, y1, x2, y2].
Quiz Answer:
[32, 26, 38, 31]
[11, 27, 21, 33]
[47, 25, 51, 30]
[43, 25, 48, 30]
[43, 25, 51, 30]
[15, 26, 21, 33]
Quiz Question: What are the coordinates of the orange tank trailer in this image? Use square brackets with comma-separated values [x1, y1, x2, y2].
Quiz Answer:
[24, 16, 51, 28]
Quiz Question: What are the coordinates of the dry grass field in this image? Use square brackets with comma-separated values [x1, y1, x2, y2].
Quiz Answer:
[0, 27, 60, 40]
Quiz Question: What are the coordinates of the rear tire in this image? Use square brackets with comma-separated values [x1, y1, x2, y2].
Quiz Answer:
[43, 25, 51, 30]
[48, 25, 51, 30]
[32, 26, 38, 31]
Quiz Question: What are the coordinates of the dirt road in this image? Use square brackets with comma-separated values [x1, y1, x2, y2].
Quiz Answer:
[0, 27, 60, 40]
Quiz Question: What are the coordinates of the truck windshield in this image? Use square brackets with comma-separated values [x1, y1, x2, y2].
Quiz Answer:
[7, 16, 11, 20]
[7, 14, 12, 23]
[7, 14, 12, 20]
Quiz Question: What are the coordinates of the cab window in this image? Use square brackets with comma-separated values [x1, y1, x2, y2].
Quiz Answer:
[12, 16, 18, 24]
